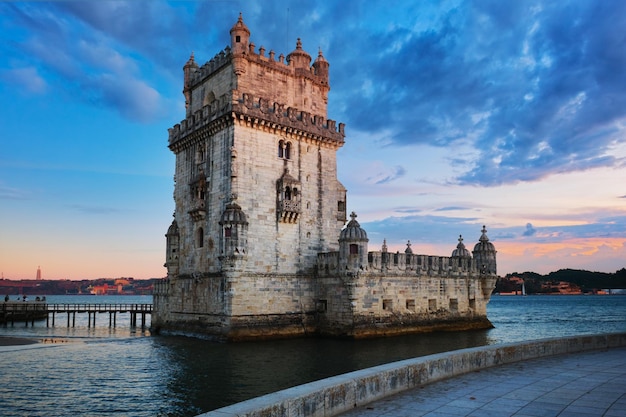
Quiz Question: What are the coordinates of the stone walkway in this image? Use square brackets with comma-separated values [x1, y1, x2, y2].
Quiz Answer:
[339, 347, 626, 417]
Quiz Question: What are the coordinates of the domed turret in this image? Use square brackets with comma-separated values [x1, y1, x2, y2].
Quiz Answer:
[312, 48, 329, 85]
[219, 198, 248, 262]
[472, 226, 497, 275]
[451, 235, 472, 258]
[165, 218, 180, 276]
[339, 211, 368, 242]
[219, 200, 248, 225]
[286, 38, 312, 69]
[339, 212, 369, 271]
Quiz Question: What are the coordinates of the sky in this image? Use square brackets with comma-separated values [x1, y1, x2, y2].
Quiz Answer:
[1, 1, 625, 280]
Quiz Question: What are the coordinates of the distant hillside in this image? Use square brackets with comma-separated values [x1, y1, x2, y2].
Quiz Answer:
[500, 268, 626, 293]
[0, 278, 158, 296]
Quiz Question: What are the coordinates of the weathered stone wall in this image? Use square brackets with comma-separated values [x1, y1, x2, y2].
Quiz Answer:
[153, 272, 319, 341]
[317, 271, 496, 338]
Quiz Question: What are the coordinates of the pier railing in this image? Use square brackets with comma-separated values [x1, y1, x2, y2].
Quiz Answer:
[1, 302, 152, 328]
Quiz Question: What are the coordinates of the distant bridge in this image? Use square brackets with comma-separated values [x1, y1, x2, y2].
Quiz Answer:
[1, 302, 153, 328]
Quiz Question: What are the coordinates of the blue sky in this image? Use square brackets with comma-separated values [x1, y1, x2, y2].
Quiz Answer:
[1, 0, 625, 280]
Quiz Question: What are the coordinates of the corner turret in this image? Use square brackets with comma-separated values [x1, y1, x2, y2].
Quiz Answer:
[339, 212, 369, 271]
[219, 197, 249, 267]
[473, 226, 497, 275]
[183, 52, 199, 115]
[164, 218, 180, 276]
[230, 13, 250, 55]
[312, 49, 329, 86]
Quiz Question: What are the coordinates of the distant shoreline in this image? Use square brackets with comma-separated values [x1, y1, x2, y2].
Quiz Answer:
[0, 336, 39, 346]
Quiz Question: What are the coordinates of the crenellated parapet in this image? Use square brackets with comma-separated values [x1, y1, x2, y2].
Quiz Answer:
[232, 93, 344, 145]
[317, 251, 479, 278]
[168, 93, 232, 148]
[185, 47, 233, 89]
[183, 40, 330, 92]
[168, 92, 345, 149]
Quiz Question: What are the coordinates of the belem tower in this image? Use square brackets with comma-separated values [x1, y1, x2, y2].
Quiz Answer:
[152, 15, 498, 341]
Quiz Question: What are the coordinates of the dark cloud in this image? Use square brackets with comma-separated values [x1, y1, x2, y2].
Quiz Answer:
[523, 222, 537, 237]
[325, 2, 626, 186]
[2, 1, 625, 171]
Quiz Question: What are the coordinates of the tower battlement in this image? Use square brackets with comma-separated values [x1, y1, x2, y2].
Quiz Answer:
[168, 92, 344, 147]
[317, 251, 477, 278]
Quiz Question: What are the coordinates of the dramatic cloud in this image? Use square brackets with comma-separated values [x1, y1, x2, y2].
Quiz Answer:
[1, 2, 170, 123]
[523, 223, 537, 237]
[325, 2, 626, 187]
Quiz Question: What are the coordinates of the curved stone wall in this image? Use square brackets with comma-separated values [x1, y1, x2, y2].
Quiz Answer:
[198, 332, 626, 417]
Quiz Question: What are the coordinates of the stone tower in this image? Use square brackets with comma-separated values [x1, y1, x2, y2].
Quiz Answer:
[153, 15, 347, 339]
[153, 15, 497, 341]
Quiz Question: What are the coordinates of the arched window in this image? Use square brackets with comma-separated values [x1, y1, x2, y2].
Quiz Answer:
[349, 244, 358, 255]
[284, 142, 291, 159]
[196, 227, 204, 248]
[285, 187, 292, 200]
[278, 140, 285, 158]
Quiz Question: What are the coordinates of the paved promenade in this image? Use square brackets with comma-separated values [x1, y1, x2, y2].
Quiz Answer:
[339, 347, 626, 417]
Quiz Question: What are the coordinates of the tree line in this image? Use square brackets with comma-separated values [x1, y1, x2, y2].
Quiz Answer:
[498, 268, 626, 294]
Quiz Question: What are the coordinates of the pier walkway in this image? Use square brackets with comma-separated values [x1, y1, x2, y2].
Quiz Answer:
[200, 333, 626, 417]
[1, 302, 152, 328]
[338, 345, 626, 417]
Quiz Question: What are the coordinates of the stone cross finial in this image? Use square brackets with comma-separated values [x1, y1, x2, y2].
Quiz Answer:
[349, 211, 357, 221]
[458, 235, 463, 244]
[405, 240, 413, 254]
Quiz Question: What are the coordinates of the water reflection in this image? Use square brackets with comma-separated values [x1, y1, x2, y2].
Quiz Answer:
[155, 329, 492, 412]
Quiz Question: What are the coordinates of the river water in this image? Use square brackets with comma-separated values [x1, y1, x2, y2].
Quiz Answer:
[1, 294, 625, 416]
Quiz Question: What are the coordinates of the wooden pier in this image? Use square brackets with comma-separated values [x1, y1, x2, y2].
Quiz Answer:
[1, 302, 152, 328]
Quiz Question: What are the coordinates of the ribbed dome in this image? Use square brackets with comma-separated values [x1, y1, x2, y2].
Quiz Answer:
[219, 201, 248, 225]
[339, 211, 368, 241]
[473, 226, 496, 252]
[166, 219, 179, 236]
[451, 235, 471, 258]
[314, 49, 328, 65]
[286, 38, 312, 68]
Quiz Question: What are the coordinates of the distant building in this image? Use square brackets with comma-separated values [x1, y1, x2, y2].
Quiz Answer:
[152, 15, 497, 341]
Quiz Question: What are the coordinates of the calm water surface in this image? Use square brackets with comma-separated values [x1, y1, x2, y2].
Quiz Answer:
[1, 295, 625, 416]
